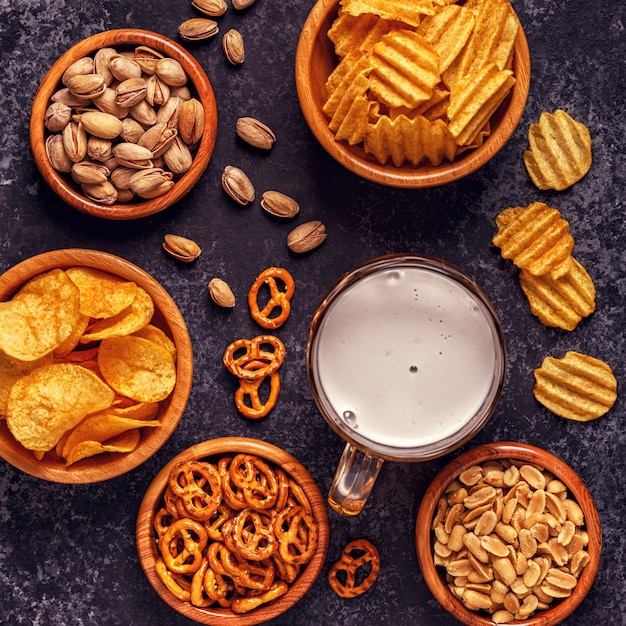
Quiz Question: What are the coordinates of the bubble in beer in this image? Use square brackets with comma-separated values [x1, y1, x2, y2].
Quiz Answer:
[342, 410, 358, 428]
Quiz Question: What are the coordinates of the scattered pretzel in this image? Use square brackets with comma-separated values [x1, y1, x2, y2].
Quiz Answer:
[328, 539, 381, 598]
[234, 360, 281, 419]
[248, 267, 295, 329]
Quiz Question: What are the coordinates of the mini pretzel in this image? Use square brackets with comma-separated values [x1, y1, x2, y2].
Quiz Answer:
[223, 335, 285, 380]
[155, 557, 191, 602]
[328, 539, 380, 598]
[159, 518, 208, 575]
[229, 508, 277, 561]
[248, 267, 295, 329]
[168, 460, 222, 521]
[234, 359, 281, 419]
[274, 506, 319, 565]
[231, 581, 289, 614]
[229, 454, 280, 509]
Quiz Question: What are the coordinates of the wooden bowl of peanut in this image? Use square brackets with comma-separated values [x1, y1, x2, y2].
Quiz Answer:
[30, 28, 218, 220]
[295, 0, 531, 188]
[136, 437, 330, 625]
[415, 442, 601, 625]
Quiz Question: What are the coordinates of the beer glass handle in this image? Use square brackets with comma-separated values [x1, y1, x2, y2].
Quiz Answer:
[327, 442, 384, 516]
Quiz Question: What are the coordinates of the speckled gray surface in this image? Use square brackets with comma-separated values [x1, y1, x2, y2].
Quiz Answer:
[1, 0, 625, 624]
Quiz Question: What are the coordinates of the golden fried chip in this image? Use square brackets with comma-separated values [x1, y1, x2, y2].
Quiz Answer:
[328, 10, 391, 59]
[417, 4, 475, 73]
[0, 269, 81, 362]
[60, 403, 160, 460]
[66, 266, 138, 319]
[5, 363, 115, 451]
[53, 313, 90, 358]
[341, 0, 443, 28]
[369, 29, 440, 109]
[533, 351, 617, 421]
[98, 335, 176, 403]
[519, 257, 596, 331]
[447, 62, 515, 146]
[523, 109, 592, 191]
[327, 72, 373, 145]
[65, 429, 142, 467]
[79, 286, 154, 343]
[492, 202, 574, 279]
[324, 50, 372, 115]
[132, 324, 177, 361]
[0, 351, 53, 417]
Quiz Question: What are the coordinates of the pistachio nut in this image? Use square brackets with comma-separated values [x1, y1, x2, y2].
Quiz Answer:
[110, 166, 138, 190]
[93, 47, 117, 85]
[178, 98, 205, 146]
[129, 99, 158, 127]
[44, 102, 72, 132]
[61, 57, 94, 86]
[170, 85, 192, 101]
[109, 54, 142, 81]
[115, 77, 148, 108]
[80, 111, 124, 140]
[115, 187, 135, 203]
[261, 190, 299, 218]
[163, 234, 201, 262]
[71, 161, 110, 185]
[208, 278, 236, 308]
[178, 17, 219, 42]
[232, 0, 256, 9]
[145, 74, 170, 107]
[52, 88, 86, 108]
[87, 136, 114, 162]
[236, 117, 276, 150]
[287, 221, 327, 253]
[222, 29, 245, 65]
[92, 88, 128, 118]
[192, 0, 227, 17]
[62, 121, 88, 163]
[129, 167, 173, 195]
[66, 73, 107, 100]
[156, 96, 182, 129]
[156, 58, 188, 87]
[138, 122, 178, 158]
[112, 142, 154, 169]
[82, 180, 118, 205]
[163, 136, 192, 174]
[120, 117, 145, 144]
[133, 46, 165, 74]
[46, 134, 73, 173]
[221, 166, 255, 205]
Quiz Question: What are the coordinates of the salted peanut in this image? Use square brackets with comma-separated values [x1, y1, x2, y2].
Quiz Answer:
[464, 502, 493, 525]
[570, 550, 590, 577]
[432, 497, 448, 529]
[480, 535, 509, 558]
[519, 465, 546, 490]
[463, 589, 492, 610]
[526, 489, 546, 518]
[490, 579, 508, 604]
[445, 502, 465, 534]
[501, 498, 517, 524]
[566, 533, 585, 556]
[547, 479, 568, 496]
[475, 510, 498, 536]
[464, 532, 490, 563]
[545, 491, 567, 523]
[464, 485, 497, 509]
[447, 485, 468, 505]
[448, 524, 467, 552]
[493, 609, 515, 624]
[557, 520, 576, 546]
[518, 529, 538, 558]
[495, 521, 518, 546]
[530, 522, 549, 543]
[447, 558, 474, 577]
[434, 539, 453, 558]
[493, 557, 517, 585]
[541, 581, 572, 599]
[503, 591, 520, 613]
[514, 552, 528, 576]
[533, 584, 553, 603]
[546, 568, 577, 590]
[503, 464, 520, 487]
[547, 538, 569, 566]
[517, 593, 539, 619]
[459, 465, 483, 486]
[523, 559, 542, 588]
[563, 498, 585, 526]
[484, 469, 505, 487]
[467, 553, 493, 582]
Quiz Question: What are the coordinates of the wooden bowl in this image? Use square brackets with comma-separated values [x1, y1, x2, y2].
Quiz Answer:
[30, 28, 218, 220]
[136, 437, 330, 625]
[415, 442, 601, 625]
[295, 0, 531, 188]
[0, 249, 193, 483]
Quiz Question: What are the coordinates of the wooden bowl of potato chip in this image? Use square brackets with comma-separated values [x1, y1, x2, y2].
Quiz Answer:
[295, 0, 531, 187]
[30, 28, 218, 220]
[0, 248, 193, 483]
[136, 437, 329, 625]
[415, 442, 601, 625]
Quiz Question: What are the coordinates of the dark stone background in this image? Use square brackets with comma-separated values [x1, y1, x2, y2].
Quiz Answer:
[0, 0, 624, 624]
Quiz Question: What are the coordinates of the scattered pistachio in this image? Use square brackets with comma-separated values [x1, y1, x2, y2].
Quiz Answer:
[232, 0, 256, 9]
[222, 166, 255, 205]
[208, 278, 236, 308]
[287, 221, 327, 254]
[192, 0, 227, 16]
[261, 191, 299, 218]
[236, 117, 276, 150]
[163, 234, 202, 262]
[222, 29, 245, 65]
[178, 17, 219, 42]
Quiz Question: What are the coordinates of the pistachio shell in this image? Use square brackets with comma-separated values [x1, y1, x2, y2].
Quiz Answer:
[163, 234, 201, 262]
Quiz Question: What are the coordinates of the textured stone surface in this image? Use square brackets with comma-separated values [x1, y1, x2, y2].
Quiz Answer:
[0, 0, 625, 624]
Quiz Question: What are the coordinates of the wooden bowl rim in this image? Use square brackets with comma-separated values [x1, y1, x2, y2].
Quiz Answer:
[0, 248, 193, 483]
[136, 437, 330, 625]
[29, 28, 218, 220]
[415, 441, 602, 626]
[295, 0, 531, 188]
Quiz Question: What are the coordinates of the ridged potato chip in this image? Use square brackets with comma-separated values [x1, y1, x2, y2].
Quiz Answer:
[341, 0, 442, 28]
[524, 109, 592, 191]
[492, 202, 574, 279]
[519, 257, 596, 331]
[328, 11, 391, 58]
[533, 351, 617, 421]
[6, 362, 116, 451]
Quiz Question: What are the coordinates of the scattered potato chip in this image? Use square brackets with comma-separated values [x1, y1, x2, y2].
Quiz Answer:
[523, 109, 592, 191]
[519, 257, 596, 331]
[98, 335, 176, 403]
[0, 269, 81, 362]
[66, 266, 138, 319]
[80, 286, 154, 343]
[533, 351, 617, 421]
[492, 202, 574, 279]
[65, 429, 143, 467]
[6, 363, 116, 451]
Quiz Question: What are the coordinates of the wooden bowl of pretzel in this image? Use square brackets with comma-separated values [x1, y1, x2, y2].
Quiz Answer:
[415, 442, 601, 625]
[136, 437, 329, 625]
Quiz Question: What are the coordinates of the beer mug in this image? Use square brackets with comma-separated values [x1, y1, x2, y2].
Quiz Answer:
[307, 254, 506, 516]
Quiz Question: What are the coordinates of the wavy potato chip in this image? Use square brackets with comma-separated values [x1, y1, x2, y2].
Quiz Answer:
[6, 362, 116, 451]
[533, 351, 617, 421]
[0, 269, 81, 362]
[524, 109, 592, 191]
[340, 0, 443, 27]
[66, 266, 138, 319]
[98, 335, 176, 403]
[328, 10, 391, 58]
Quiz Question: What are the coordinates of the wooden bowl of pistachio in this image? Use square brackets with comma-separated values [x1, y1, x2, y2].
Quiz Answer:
[30, 29, 218, 220]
